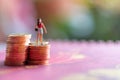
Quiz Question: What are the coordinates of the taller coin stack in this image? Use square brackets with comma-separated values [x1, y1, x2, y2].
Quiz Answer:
[27, 42, 50, 65]
[5, 34, 31, 66]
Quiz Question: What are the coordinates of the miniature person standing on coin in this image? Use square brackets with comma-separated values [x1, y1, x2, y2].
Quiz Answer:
[35, 18, 47, 45]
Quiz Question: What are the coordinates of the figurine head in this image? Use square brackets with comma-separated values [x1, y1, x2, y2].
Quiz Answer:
[37, 18, 42, 26]
[39, 18, 42, 23]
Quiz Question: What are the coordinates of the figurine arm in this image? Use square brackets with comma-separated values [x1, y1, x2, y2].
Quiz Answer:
[35, 25, 38, 28]
[42, 23, 47, 34]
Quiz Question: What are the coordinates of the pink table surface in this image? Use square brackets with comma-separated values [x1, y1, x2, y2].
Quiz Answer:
[1, 40, 120, 80]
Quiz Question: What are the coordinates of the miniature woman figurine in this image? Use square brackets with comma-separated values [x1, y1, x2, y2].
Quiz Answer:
[35, 18, 47, 45]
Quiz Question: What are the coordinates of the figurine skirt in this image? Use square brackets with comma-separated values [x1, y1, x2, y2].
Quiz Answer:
[38, 28, 43, 34]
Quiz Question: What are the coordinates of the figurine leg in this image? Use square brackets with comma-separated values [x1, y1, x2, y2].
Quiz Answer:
[39, 34, 43, 45]
[36, 32, 39, 45]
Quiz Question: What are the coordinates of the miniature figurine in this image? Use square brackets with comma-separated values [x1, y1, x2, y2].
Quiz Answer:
[35, 18, 47, 45]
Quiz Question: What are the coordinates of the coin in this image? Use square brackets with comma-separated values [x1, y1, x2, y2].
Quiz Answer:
[4, 34, 31, 66]
[26, 42, 50, 65]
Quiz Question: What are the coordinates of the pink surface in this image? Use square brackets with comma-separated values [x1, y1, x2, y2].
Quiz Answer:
[0, 41, 120, 80]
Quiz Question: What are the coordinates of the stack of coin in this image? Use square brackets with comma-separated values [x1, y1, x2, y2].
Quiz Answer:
[27, 42, 50, 65]
[5, 34, 31, 66]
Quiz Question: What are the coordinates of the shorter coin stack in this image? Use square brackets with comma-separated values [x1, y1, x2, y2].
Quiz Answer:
[5, 34, 31, 66]
[27, 42, 50, 65]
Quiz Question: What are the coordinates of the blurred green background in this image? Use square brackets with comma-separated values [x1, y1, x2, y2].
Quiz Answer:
[34, 0, 120, 40]
[0, 0, 120, 41]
